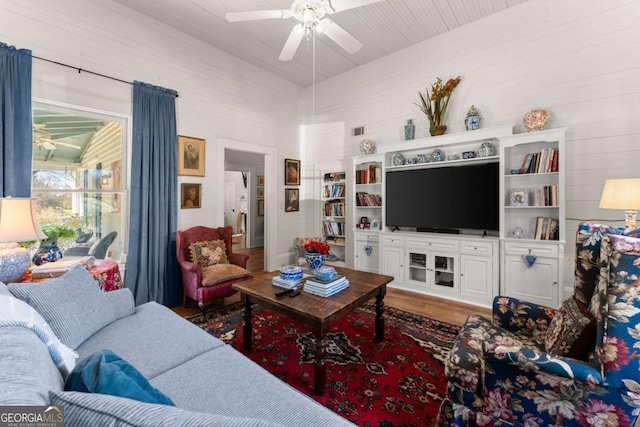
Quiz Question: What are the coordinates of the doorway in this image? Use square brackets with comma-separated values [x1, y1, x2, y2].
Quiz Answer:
[224, 149, 265, 250]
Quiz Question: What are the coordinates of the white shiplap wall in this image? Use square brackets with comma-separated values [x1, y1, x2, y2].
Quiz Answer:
[302, 0, 640, 293]
[0, 0, 305, 270]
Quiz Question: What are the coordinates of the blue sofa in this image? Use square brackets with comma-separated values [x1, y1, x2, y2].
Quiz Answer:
[0, 266, 352, 426]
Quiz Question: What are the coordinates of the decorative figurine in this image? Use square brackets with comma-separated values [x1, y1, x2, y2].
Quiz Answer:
[359, 138, 375, 155]
[464, 105, 481, 131]
[404, 119, 415, 140]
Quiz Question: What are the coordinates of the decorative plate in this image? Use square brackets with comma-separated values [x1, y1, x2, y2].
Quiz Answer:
[392, 152, 405, 166]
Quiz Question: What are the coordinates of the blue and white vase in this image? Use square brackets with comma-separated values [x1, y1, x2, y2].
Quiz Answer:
[32, 239, 63, 266]
[465, 105, 481, 131]
[404, 119, 415, 140]
[304, 253, 326, 271]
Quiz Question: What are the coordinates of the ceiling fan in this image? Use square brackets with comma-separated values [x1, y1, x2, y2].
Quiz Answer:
[226, 0, 385, 61]
[33, 124, 81, 150]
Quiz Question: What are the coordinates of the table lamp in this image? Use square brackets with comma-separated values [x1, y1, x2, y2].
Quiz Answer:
[0, 197, 47, 282]
[599, 178, 640, 229]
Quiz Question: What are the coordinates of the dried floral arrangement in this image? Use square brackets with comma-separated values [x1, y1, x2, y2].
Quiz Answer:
[416, 76, 461, 132]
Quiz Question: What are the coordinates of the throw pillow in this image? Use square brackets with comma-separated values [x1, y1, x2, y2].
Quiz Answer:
[8, 265, 116, 350]
[189, 239, 229, 268]
[49, 391, 286, 427]
[545, 296, 596, 359]
[201, 264, 251, 287]
[65, 349, 174, 406]
[0, 281, 11, 296]
[104, 288, 136, 320]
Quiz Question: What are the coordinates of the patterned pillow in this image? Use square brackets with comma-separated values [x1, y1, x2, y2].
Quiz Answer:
[545, 297, 596, 359]
[201, 264, 250, 287]
[189, 240, 229, 268]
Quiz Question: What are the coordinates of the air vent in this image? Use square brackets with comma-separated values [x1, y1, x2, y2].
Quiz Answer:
[352, 126, 365, 137]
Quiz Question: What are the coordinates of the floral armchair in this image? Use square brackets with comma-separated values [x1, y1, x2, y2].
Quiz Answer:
[437, 223, 640, 426]
[176, 226, 250, 310]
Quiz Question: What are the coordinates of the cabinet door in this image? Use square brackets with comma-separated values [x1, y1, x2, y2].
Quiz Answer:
[355, 241, 379, 273]
[504, 255, 559, 307]
[381, 247, 404, 280]
[460, 254, 493, 303]
[428, 251, 458, 292]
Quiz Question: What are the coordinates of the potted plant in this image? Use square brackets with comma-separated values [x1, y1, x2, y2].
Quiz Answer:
[33, 225, 77, 265]
[303, 240, 331, 271]
[416, 76, 461, 136]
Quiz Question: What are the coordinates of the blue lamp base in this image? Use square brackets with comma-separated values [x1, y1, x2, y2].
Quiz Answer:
[0, 243, 31, 283]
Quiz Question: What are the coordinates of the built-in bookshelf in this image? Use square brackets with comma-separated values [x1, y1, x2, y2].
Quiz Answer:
[322, 171, 347, 267]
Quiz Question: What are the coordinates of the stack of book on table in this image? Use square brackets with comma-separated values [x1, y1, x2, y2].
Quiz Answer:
[272, 274, 310, 289]
[30, 256, 95, 279]
[304, 275, 349, 297]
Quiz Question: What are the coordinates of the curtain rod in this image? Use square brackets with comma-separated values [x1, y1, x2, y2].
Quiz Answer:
[32, 55, 179, 98]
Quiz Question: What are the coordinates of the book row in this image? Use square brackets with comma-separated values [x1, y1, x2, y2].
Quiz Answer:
[323, 220, 345, 237]
[517, 148, 559, 174]
[324, 202, 345, 217]
[356, 192, 382, 207]
[355, 167, 382, 184]
[323, 184, 345, 198]
[534, 217, 559, 240]
[532, 185, 558, 207]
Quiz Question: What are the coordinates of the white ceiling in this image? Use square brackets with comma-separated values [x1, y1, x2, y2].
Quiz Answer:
[112, 0, 531, 88]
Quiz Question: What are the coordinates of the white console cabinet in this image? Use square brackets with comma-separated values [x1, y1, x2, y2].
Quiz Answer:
[354, 232, 379, 273]
[381, 232, 498, 307]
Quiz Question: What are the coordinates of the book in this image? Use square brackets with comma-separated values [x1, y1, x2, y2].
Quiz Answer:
[272, 273, 311, 289]
[305, 276, 347, 288]
[534, 216, 544, 240]
[30, 258, 89, 279]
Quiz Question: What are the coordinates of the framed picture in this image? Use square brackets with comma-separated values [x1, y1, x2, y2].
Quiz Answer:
[178, 135, 205, 177]
[258, 199, 265, 216]
[370, 218, 380, 230]
[285, 188, 299, 212]
[284, 159, 300, 186]
[181, 183, 201, 209]
[509, 188, 529, 206]
[257, 175, 265, 186]
[258, 188, 264, 199]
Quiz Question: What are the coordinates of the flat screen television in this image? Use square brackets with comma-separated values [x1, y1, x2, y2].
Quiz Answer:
[385, 162, 499, 232]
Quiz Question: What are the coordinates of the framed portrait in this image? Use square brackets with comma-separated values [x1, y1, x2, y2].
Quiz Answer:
[257, 175, 265, 186]
[370, 218, 380, 230]
[258, 188, 264, 199]
[284, 158, 300, 186]
[178, 135, 205, 177]
[285, 188, 299, 212]
[258, 199, 265, 216]
[181, 183, 202, 209]
[509, 188, 529, 207]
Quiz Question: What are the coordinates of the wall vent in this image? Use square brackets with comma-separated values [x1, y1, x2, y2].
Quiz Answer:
[352, 126, 364, 137]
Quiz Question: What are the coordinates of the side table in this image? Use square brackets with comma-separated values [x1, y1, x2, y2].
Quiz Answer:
[22, 259, 124, 292]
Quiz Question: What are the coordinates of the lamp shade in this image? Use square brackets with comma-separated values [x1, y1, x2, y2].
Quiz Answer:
[0, 197, 47, 243]
[599, 179, 640, 210]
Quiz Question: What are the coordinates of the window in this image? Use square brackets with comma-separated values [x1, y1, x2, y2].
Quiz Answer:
[31, 106, 127, 262]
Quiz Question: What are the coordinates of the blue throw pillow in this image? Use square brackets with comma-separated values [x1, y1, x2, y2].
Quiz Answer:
[65, 349, 174, 406]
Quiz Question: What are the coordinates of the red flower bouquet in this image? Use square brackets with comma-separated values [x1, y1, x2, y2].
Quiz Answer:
[303, 240, 330, 256]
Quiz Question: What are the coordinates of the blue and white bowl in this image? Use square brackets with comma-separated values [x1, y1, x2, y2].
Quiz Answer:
[280, 265, 303, 281]
[314, 266, 336, 281]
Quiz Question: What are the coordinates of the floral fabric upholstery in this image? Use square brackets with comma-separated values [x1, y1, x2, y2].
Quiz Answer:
[188, 239, 229, 268]
[437, 223, 640, 426]
[544, 296, 596, 359]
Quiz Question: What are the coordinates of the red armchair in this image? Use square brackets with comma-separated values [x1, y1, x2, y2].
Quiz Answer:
[176, 226, 250, 309]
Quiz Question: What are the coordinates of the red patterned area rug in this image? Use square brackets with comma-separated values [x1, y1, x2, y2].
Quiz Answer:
[187, 302, 460, 427]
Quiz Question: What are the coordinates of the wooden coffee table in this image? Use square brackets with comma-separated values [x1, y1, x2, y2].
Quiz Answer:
[232, 267, 393, 395]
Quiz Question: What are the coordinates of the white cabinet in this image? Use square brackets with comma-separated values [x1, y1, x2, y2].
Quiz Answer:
[502, 241, 561, 307]
[354, 232, 379, 273]
[459, 239, 498, 306]
[381, 235, 404, 280]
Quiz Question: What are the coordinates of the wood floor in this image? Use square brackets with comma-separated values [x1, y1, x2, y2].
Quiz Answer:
[172, 245, 490, 326]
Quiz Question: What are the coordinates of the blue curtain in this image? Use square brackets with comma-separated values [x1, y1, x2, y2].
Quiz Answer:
[126, 81, 179, 306]
[0, 43, 32, 197]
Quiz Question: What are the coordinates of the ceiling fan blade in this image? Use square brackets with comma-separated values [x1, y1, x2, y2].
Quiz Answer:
[225, 10, 290, 22]
[317, 19, 362, 54]
[50, 140, 81, 150]
[328, 0, 385, 13]
[279, 25, 305, 61]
